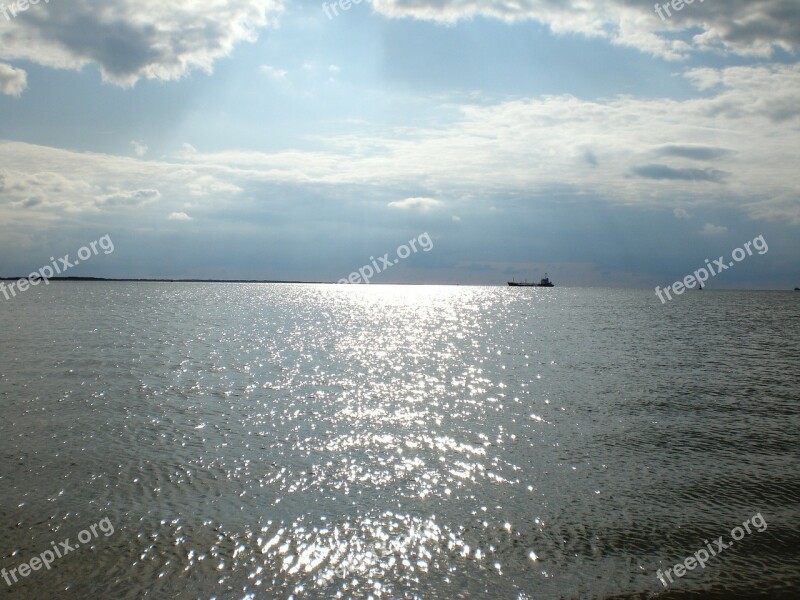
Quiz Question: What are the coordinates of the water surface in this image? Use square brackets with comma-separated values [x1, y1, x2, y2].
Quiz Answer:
[1, 284, 798, 598]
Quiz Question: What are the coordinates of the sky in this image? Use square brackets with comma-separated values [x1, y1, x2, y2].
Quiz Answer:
[0, 0, 798, 287]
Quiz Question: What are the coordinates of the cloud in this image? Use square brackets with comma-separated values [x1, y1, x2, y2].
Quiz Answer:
[168, 212, 192, 221]
[0, 140, 241, 217]
[166, 63, 800, 224]
[21, 197, 42, 208]
[0, 63, 27, 96]
[2, 62, 800, 226]
[0, 1, 284, 86]
[685, 64, 800, 123]
[96, 188, 161, 208]
[369, 0, 800, 59]
[742, 192, 800, 224]
[630, 164, 728, 183]
[388, 197, 443, 212]
[261, 64, 287, 79]
[673, 208, 692, 220]
[700, 223, 728, 236]
[131, 140, 148, 157]
[657, 145, 732, 161]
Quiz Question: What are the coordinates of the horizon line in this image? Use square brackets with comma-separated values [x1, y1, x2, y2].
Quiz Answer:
[0, 276, 797, 291]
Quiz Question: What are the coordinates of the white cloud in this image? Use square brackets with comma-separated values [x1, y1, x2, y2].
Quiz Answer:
[370, 0, 800, 59]
[700, 223, 728, 236]
[96, 188, 161, 208]
[131, 140, 148, 157]
[0, 140, 242, 218]
[0, 63, 26, 96]
[0, 1, 284, 86]
[261, 64, 287, 79]
[170, 63, 800, 224]
[2, 63, 799, 227]
[388, 197, 443, 212]
[452, 215, 462, 222]
[168, 212, 192, 221]
[673, 208, 691, 220]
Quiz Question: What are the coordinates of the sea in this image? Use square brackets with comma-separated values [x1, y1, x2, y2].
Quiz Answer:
[1, 283, 798, 599]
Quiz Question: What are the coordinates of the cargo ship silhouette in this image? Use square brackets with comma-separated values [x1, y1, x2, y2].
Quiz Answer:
[508, 273, 555, 287]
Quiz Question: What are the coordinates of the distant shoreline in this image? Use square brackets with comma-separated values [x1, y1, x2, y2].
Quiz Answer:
[0, 276, 332, 284]
[0, 277, 446, 286]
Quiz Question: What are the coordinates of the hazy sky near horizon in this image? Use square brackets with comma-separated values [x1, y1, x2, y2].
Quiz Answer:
[0, 0, 798, 286]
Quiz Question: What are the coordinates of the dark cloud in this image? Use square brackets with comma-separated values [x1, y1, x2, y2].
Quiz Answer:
[630, 164, 729, 183]
[657, 145, 733, 161]
[96, 188, 161, 207]
[0, 1, 282, 86]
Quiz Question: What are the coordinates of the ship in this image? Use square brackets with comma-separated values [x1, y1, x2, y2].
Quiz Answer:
[508, 273, 555, 287]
